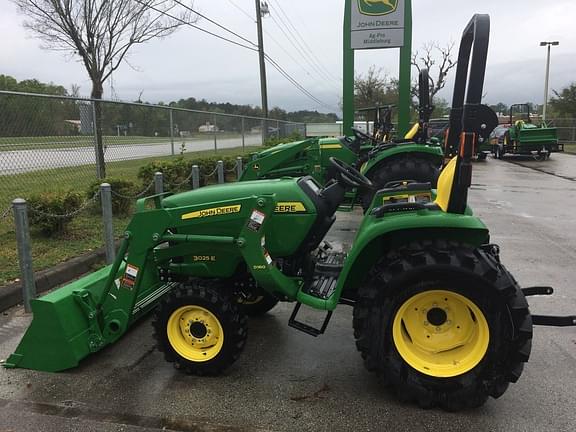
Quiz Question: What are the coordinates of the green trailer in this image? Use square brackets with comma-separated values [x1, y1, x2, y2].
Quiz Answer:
[495, 104, 562, 159]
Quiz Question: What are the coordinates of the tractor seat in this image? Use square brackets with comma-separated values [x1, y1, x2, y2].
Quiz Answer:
[371, 156, 462, 217]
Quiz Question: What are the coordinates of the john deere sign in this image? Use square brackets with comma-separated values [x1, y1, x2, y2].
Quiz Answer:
[351, 0, 405, 49]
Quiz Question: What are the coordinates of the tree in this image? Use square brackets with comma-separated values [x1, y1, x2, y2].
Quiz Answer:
[13, 0, 196, 177]
[550, 83, 576, 117]
[411, 42, 457, 103]
[354, 66, 399, 110]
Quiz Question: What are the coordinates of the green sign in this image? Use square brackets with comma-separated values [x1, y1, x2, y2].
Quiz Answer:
[351, 0, 405, 49]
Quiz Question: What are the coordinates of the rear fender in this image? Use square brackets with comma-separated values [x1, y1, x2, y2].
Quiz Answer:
[325, 211, 489, 310]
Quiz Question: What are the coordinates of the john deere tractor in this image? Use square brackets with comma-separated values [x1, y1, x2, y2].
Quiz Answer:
[495, 104, 562, 159]
[240, 69, 445, 211]
[7, 15, 576, 411]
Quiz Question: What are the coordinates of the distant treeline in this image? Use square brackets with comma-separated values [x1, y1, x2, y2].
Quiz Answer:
[0, 75, 339, 137]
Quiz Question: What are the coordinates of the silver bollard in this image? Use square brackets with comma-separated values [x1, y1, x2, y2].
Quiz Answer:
[217, 160, 224, 184]
[236, 157, 243, 180]
[13, 199, 36, 313]
[100, 183, 115, 264]
[192, 165, 200, 189]
[154, 171, 164, 194]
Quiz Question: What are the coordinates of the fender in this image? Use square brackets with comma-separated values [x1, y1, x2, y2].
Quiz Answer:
[360, 143, 444, 176]
[299, 210, 489, 311]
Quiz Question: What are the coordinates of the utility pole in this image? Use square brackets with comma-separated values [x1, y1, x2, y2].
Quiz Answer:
[255, 0, 269, 142]
[540, 40, 559, 123]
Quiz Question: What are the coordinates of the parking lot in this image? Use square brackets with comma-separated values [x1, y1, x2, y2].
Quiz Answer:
[0, 154, 575, 431]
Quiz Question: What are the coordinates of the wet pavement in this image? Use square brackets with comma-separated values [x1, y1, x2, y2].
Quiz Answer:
[1, 154, 576, 431]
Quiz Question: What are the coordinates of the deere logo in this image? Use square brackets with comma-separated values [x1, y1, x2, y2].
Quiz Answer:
[358, 0, 398, 16]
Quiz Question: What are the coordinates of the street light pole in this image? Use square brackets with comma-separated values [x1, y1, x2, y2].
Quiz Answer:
[540, 41, 559, 123]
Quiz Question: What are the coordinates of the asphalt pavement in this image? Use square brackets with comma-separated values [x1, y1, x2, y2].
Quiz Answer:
[0, 134, 263, 175]
[0, 154, 576, 431]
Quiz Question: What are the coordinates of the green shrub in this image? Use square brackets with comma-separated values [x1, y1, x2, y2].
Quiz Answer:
[138, 157, 192, 190]
[264, 131, 303, 147]
[138, 154, 251, 189]
[27, 190, 83, 236]
[87, 178, 138, 216]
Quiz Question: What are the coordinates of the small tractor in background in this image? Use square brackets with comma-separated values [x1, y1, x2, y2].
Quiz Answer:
[494, 103, 562, 159]
[355, 104, 395, 143]
[240, 69, 445, 211]
[6, 15, 576, 411]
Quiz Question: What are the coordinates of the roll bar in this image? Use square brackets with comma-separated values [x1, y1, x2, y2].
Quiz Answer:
[416, 69, 433, 143]
[444, 14, 490, 158]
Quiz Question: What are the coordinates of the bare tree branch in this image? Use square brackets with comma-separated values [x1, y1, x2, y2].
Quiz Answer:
[410, 41, 457, 104]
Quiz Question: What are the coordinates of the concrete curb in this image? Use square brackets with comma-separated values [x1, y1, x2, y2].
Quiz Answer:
[0, 245, 112, 312]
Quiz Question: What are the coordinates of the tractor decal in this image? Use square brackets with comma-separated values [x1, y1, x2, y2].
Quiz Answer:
[181, 205, 242, 220]
[358, 0, 398, 16]
[274, 202, 307, 213]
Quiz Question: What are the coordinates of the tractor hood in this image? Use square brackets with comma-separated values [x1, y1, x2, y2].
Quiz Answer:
[162, 177, 316, 212]
[254, 140, 313, 158]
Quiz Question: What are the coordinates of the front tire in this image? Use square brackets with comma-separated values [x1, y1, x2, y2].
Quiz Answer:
[353, 242, 532, 410]
[153, 281, 248, 375]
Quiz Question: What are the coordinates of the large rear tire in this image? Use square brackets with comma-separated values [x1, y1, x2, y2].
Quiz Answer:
[353, 242, 532, 411]
[360, 155, 440, 212]
[153, 281, 248, 375]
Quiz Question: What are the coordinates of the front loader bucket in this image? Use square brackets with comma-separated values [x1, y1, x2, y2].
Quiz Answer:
[4, 264, 122, 372]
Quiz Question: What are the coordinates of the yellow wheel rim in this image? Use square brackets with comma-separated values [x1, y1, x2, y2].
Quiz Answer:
[167, 305, 224, 362]
[392, 290, 489, 378]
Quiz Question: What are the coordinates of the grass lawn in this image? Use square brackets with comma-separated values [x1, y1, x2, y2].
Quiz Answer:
[0, 145, 259, 286]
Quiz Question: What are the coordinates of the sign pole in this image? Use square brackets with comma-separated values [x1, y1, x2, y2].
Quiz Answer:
[343, 0, 355, 136]
[397, 0, 412, 136]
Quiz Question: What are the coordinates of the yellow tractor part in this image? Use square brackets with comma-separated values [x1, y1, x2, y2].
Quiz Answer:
[167, 305, 224, 362]
[392, 290, 489, 378]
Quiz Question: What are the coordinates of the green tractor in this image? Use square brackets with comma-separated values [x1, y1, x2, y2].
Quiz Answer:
[495, 103, 562, 159]
[240, 69, 445, 211]
[6, 15, 576, 411]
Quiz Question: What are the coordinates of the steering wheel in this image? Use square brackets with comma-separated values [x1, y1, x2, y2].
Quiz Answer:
[351, 127, 378, 144]
[329, 157, 373, 189]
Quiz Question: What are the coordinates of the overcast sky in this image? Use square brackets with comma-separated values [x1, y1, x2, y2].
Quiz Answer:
[1, 0, 574, 113]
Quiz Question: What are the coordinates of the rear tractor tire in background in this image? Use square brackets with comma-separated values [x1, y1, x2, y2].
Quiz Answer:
[360, 155, 440, 212]
[153, 281, 248, 375]
[353, 242, 533, 411]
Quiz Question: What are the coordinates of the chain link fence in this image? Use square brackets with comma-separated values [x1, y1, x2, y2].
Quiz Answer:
[0, 90, 305, 208]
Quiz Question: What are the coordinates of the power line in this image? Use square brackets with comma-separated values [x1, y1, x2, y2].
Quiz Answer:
[269, 0, 342, 83]
[133, 0, 258, 51]
[265, 54, 339, 111]
[134, 0, 337, 111]
[226, 0, 256, 22]
[267, 9, 338, 89]
[171, 0, 257, 48]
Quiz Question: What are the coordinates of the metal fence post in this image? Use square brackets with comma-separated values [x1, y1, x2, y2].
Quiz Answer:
[154, 172, 164, 194]
[100, 183, 115, 264]
[192, 165, 200, 189]
[236, 157, 243, 180]
[13, 199, 36, 313]
[241, 117, 245, 150]
[277, 120, 280, 138]
[217, 160, 224, 184]
[169, 109, 175, 156]
[213, 114, 218, 152]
